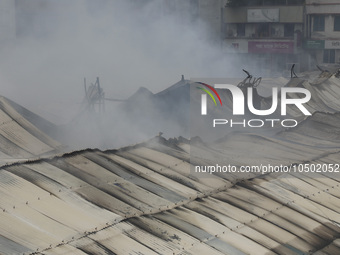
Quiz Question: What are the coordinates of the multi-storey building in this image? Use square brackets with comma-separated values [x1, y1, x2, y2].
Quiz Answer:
[11, 0, 340, 74]
[222, 0, 305, 75]
[304, 0, 340, 67]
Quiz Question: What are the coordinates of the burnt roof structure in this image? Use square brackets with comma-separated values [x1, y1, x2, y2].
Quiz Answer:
[1, 71, 340, 254]
[0, 131, 339, 255]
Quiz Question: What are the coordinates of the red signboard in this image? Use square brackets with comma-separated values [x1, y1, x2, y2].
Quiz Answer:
[248, 41, 294, 54]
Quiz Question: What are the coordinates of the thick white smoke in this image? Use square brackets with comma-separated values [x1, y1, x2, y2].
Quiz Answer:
[0, 0, 245, 149]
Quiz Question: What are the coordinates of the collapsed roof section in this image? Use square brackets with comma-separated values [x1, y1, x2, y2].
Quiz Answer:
[281, 74, 340, 117]
[242, 69, 340, 118]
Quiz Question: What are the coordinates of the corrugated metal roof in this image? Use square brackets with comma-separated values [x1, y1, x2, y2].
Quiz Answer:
[0, 97, 62, 165]
[0, 73, 340, 254]
[266, 76, 340, 118]
[0, 127, 338, 255]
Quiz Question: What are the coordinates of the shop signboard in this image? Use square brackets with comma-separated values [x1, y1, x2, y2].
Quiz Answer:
[248, 41, 294, 54]
[247, 9, 279, 22]
[325, 40, 340, 49]
[304, 40, 325, 49]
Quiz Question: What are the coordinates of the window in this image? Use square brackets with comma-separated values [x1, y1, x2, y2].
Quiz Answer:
[237, 24, 245, 36]
[256, 23, 269, 37]
[323, 49, 335, 63]
[334, 16, 340, 31]
[255, 23, 276, 37]
[313, 15, 325, 31]
[284, 24, 294, 37]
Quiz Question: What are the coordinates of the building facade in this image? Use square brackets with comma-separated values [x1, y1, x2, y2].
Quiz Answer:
[10, 0, 340, 74]
[304, 0, 340, 67]
[222, 0, 305, 76]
